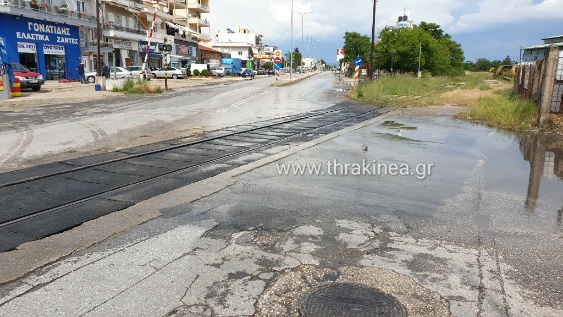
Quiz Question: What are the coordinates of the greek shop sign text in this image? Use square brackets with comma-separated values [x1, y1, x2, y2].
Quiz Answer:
[16, 22, 78, 44]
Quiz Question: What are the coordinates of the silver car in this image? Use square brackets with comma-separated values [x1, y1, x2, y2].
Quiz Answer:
[209, 66, 225, 77]
[126, 66, 153, 80]
[152, 67, 186, 79]
[85, 66, 134, 83]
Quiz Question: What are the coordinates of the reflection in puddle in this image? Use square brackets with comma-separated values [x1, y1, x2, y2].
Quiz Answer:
[381, 121, 418, 130]
[375, 132, 421, 142]
[519, 134, 563, 223]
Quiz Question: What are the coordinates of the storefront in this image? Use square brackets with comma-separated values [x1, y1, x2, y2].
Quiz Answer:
[110, 39, 138, 68]
[172, 41, 197, 68]
[139, 41, 163, 69]
[0, 14, 80, 80]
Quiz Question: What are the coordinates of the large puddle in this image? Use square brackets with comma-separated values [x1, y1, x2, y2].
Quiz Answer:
[377, 117, 563, 225]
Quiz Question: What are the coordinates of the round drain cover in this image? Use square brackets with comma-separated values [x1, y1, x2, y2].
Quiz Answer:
[300, 283, 406, 317]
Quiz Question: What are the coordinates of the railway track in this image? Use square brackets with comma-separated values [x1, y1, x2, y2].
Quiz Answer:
[0, 101, 386, 252]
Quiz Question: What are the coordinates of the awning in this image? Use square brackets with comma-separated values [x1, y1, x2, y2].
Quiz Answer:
[166, 22, 199, 36]
[169, 54, 191, 59]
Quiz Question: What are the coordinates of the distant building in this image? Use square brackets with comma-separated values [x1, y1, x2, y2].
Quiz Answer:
[209, 27, 275, 67]
[521, 35, 563, 61]
[388, 9, 415, 30]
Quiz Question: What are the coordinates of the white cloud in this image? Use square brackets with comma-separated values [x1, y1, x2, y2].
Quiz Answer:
[206, 0, 563, 62]
[449, 0, 563, 34]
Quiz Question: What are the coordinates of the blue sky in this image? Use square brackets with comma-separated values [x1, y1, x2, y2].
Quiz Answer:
[208, 0, 563, 65]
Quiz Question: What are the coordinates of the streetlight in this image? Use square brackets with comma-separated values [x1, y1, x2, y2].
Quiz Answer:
[290, 0, 293, 79]
[294, 10, 312, 70]
[304, 26, 312, 62]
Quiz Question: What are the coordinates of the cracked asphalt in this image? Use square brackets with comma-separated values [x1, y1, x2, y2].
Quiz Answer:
[0, 106, 562, 316]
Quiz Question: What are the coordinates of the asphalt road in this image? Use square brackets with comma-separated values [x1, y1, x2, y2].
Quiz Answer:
[0, 73, 562, 316]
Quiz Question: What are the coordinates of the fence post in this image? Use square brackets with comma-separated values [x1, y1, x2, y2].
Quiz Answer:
[537, 45, 559, 127]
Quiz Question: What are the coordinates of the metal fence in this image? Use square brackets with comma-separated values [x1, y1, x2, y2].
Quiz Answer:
[514, 47, 562, 113]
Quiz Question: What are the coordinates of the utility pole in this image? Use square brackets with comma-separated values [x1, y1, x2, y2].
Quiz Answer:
[96, 0, 101, 77]
[369, 0, 378, 80]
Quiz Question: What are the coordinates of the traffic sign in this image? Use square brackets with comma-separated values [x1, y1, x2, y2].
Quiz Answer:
[354, 57, 363, 66]
[274, 63, 282, 70]
[274, 56, 282, 64]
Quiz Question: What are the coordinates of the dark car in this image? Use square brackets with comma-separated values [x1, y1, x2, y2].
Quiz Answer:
[241, 69, 255, 79]
[11, 62, 44, 91]
[256, 68, 266, 75]
[266, 69, 275, 75]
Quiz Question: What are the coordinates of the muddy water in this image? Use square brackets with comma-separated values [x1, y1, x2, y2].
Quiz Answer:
[379, 118, 563, 223]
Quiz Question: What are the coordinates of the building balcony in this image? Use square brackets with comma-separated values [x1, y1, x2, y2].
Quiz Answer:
[187, 1, 209, 13]
[197, 33, 211, 42]
[169, 0, 187, 10]
[103, 0, 143, 11]
[80, 40, 113, 53]
[188, 17, 209, 27]
[103, 22, 148, 41]
[173, 13, 186, 21]
[0, 0, 96, 27]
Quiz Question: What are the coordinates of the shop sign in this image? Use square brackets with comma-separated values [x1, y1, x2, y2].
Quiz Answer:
[177, 45, 189, 55]
[43, 44, 65, 55]
[17, 42, 36, 53]
[113, 39, 132, 49]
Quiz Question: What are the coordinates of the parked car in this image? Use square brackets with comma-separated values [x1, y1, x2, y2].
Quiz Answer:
[256, 68, 266, 75]
[240, 69, 255, 79]
[266, 69, 275, 75]
[85, 66, 134, 83]
[152, 67, 186, 79]
[126, 66, 153, 80]
[11, 62, 44, 91]
[209, 66, 225, 77]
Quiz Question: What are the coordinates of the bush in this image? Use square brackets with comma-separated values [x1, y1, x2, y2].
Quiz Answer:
[226, 71, 231, 76]
[193, 69, 200, 76]
[201, 69, 210, 76]
[111, 78, 163, 94]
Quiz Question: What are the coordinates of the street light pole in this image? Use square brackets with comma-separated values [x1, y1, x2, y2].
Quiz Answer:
[290, 0, 293, 79]
[293, 11, 311, 72]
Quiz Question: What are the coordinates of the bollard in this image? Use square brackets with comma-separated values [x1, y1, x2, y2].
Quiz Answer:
[10, 78, 21, 97]
[0, 74, 10, 100]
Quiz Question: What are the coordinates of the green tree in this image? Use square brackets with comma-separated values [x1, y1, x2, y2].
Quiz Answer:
[373, 22, 464, 76]
[342, 31, 371, 73]
[284, 48, 302, 70]
[502, 55, 513, 65]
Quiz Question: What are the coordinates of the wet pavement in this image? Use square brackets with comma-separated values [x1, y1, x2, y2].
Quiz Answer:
[0, 102, 561, 316]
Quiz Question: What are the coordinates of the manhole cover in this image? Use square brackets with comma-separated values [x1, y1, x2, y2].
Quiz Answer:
[300, 283, 407, 317]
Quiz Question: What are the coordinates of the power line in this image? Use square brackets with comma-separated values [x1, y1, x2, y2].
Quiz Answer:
[465, 46, 522, 56]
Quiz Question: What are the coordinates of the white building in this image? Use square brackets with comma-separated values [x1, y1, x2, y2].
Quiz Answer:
[209, 27, 269, 66]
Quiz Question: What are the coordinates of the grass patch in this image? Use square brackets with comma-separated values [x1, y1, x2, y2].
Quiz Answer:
[112, 78, 164, 94]
[351, 72, 495, 107]
[455, 90, 536, 130]
[350, 72, 551, 132]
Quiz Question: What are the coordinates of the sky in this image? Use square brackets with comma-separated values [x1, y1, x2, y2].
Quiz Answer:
[206, 0, 563, 65]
